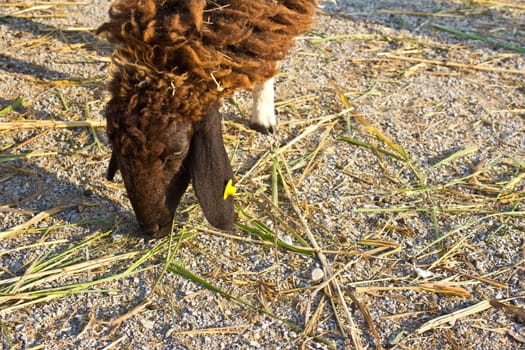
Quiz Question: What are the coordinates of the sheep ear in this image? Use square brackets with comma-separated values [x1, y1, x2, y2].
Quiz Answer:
[107, 151, 119, 181]
[189, 107, 234, 230]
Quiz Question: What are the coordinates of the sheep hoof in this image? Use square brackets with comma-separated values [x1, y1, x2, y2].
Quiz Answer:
[249, 121, 276, 134]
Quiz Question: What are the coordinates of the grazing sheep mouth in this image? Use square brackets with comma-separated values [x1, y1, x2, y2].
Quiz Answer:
[138, 216, 175, 237]
[139, 223, 160, 237]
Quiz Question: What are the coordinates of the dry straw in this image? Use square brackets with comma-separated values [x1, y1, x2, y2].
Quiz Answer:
[1, 0, 525, 348]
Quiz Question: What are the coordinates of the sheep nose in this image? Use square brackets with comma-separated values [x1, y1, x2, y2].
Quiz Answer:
[140, 223, 160, 236]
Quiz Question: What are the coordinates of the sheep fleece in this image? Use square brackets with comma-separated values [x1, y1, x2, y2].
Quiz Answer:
[98, 0, 318, 132]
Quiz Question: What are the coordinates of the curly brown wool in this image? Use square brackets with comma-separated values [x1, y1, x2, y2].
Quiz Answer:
[98, 0, 316, 122]
[97, 0, 317, 236]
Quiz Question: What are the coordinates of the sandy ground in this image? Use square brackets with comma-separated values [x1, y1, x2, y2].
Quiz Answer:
[1, 1, 524, 349]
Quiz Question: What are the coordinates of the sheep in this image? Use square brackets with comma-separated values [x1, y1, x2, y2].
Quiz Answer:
[97, 0, 317, 237]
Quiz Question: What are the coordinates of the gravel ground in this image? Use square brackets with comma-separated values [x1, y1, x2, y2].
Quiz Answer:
[1, 1, 524, 349]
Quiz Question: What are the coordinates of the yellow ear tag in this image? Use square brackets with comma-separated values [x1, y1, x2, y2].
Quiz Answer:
[223, 179, 236, 200]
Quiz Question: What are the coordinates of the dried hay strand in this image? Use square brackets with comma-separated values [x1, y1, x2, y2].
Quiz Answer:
[0, 120, 105, 130]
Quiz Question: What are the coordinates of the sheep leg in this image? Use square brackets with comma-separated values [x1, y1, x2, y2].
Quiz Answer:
[250, 77, 276, 133]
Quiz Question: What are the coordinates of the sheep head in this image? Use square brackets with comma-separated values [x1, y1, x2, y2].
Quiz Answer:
[106, 105, 235, 237]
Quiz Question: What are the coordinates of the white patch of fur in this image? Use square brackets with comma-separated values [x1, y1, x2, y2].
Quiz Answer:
[251, 77, 276, 131]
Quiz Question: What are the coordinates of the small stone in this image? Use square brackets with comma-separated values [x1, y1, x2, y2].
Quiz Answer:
[414, 266, 433, 279]
[139, 319, 155, 329]
[249, 341, 261, 348]
[311, 268, 324, 283]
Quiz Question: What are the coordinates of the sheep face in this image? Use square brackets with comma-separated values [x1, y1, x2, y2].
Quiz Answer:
[107, 119, 194, 237]
[107, 107, 235, 237]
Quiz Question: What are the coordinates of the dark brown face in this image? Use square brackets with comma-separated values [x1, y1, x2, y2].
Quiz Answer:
[108, 120, 194, 237]
[107, 106, 235, 238]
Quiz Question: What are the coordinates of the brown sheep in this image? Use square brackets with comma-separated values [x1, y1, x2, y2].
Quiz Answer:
[97, 0, 317, 237]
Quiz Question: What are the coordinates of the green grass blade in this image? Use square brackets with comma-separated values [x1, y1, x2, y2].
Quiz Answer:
[234, 222, 314, 256]
[332, 81, 409, 161]
[432, 23, 525, 53]
[32, 231, 111, 273]
[272, 157, 279, 206]
[430, 145, 479, 169]
[339, 135, 406, 161]
[0, 98, 25, 116]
